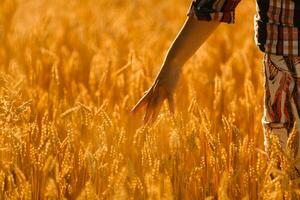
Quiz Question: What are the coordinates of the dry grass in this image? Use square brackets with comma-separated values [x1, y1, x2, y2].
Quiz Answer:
[0, 0, 300, 199]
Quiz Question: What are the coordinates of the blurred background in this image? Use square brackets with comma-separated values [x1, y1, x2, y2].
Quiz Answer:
[0, 0, 279, 199]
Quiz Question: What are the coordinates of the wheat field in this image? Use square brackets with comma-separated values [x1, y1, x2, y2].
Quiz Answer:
[1, 0, 300, 199]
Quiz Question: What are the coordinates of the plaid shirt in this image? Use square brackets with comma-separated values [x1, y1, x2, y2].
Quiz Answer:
[187, 0, 300, 56]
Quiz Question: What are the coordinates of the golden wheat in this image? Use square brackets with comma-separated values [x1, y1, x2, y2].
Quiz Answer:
[1, 0, 300, 199]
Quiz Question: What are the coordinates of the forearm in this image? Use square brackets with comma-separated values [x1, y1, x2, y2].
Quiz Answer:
[158, 16, 220, 77]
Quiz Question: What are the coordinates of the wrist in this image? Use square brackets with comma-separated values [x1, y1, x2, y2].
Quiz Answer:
[158, 64, 182, 79]
[156, 65, 182, 91]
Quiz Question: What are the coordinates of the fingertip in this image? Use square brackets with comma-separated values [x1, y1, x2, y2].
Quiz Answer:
[129, 108, 137, 116]
[143, 115, 150, 126]
[130, 102, 144, 115]
[143, 108, 152, 126]
[169, 101, 174, 113]
[167, 95, 175, 115]
[169, 109, 175, 115]
[142, 117, 149, 126]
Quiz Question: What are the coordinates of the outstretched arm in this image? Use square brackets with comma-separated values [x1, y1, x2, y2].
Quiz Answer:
[131, 0, 241, 124]
[131, 16, 219, 124]
[160, 17, 220, 74]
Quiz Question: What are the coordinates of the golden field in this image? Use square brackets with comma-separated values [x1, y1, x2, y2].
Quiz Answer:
[0, 0, 299, 199]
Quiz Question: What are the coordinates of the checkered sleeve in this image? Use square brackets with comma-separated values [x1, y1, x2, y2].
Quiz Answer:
[187, 0, 241, 24]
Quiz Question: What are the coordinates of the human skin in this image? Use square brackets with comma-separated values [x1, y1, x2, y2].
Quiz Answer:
[131, 16, 220, 124]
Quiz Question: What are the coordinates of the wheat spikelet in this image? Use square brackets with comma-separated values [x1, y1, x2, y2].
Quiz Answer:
[169, 131, 180, 155]
[1, 0, 292, 199]
[218, 172, 230, 200]
[44, 178, 59, 200]
[76, 181, 100, 200]
[162, 175, 173, 200]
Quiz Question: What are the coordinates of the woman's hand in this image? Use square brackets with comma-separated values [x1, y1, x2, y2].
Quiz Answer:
[130, 17, 220, 125]
[130, 68, 180, 125]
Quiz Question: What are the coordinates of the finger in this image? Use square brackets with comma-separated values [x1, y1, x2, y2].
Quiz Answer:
[167, 93, 175, 115]
[149, 95, 164, 124]
[146, 89, 164, 124]
[143, 101, 153, 125]
[130, 92, 150, 114]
